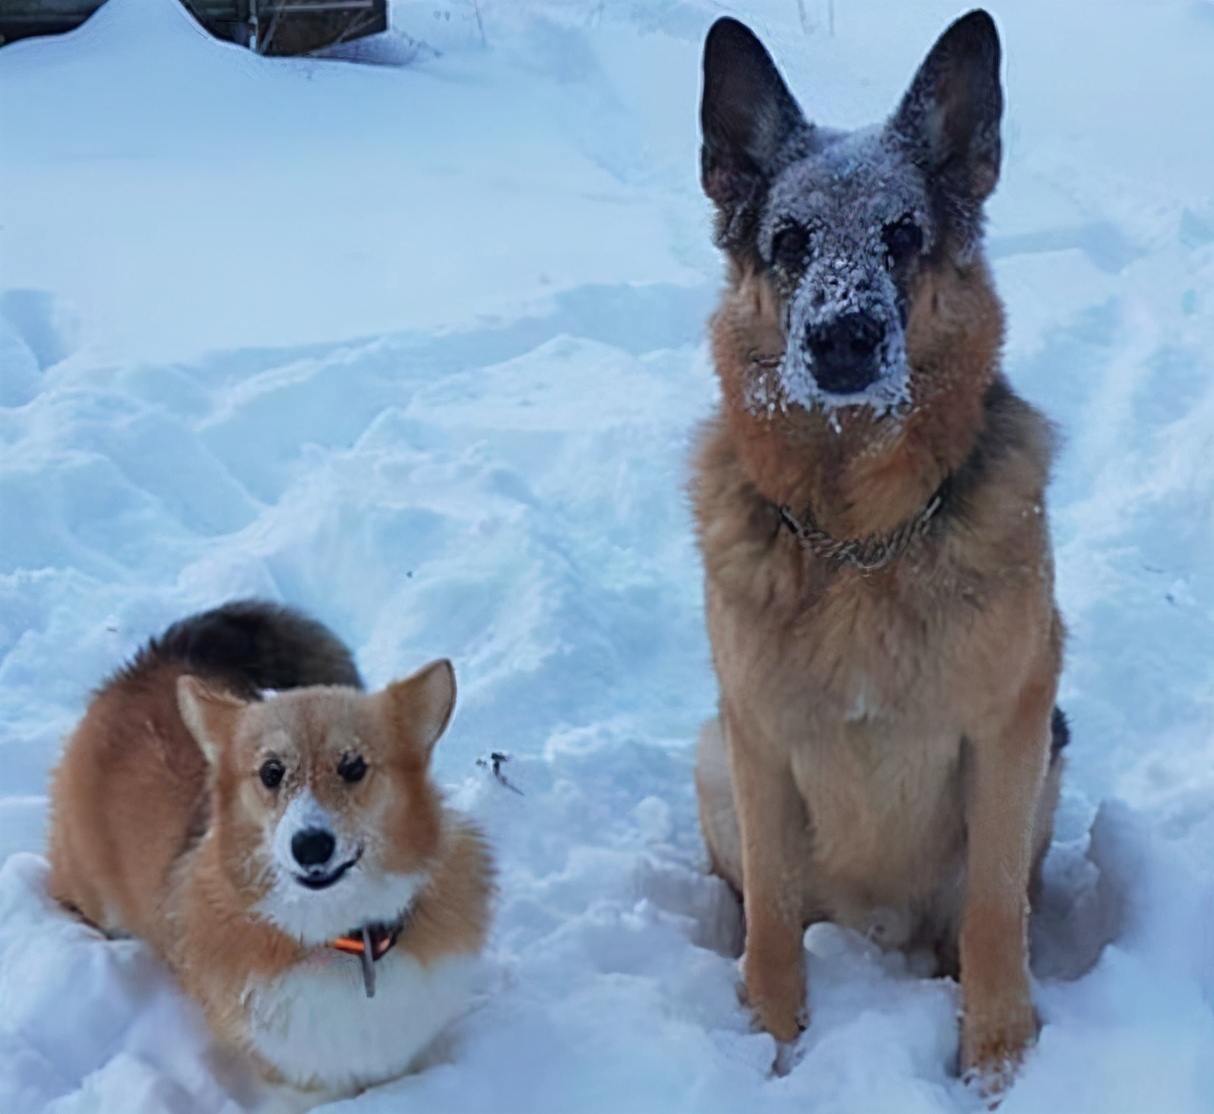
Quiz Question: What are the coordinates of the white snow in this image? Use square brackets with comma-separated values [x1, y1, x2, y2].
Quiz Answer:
[1, 0, 1211, 1111]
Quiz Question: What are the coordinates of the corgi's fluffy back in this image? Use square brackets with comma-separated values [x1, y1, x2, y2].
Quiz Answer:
[48, 600, 363, 946]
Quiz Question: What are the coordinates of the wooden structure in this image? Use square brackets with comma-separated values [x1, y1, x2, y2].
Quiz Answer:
[0, 0, 387, 55]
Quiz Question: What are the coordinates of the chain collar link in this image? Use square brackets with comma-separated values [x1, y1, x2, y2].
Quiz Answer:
[777, 479, 950, 574]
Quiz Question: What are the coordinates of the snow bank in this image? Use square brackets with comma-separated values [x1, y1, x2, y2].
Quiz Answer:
[0, 0, 1210, 1111]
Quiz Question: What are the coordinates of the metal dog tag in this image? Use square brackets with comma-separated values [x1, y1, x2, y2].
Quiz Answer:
[360, 925, 376, 998]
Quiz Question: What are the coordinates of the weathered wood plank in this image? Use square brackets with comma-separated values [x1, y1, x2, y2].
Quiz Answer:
[0, 0, 246, 20]
[0, 0, 387, 54]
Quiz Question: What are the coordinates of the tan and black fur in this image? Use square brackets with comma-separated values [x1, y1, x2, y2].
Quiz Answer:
[692, 11, 1067, 1088]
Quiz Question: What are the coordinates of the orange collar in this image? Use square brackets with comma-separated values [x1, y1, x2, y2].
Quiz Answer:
[330, 919, 404, 998]
[330, 923, 400, 962]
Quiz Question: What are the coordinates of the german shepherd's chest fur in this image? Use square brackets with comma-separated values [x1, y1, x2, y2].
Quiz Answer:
[696, 370, 1055, 943]
[707, 529, 972, 919]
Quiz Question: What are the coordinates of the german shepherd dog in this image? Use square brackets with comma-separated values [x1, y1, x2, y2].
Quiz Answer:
[691, 11, 1067, 1089]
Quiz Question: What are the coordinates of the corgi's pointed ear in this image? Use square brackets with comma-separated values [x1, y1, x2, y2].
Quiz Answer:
[177, 676, 246, 765]
[383, 659, 456, 758]
[892, 10, 1003, 205]
[700, 18, 811, 256]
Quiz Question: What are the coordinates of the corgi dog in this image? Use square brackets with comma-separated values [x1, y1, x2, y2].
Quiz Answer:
[48, 600, 494, 1095]
[692, 11, 1067, 1091]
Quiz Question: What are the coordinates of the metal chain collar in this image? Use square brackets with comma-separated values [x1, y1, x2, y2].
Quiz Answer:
[777, 479, 951, 574]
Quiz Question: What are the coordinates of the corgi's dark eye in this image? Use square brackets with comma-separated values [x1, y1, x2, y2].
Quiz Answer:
[259, 758, 285, 789]
[337, 754, 366, 784]
[883, 217, 923, 267]
[771, 225, 809, 273]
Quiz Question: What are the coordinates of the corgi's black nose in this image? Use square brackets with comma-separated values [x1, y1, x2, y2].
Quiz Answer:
[806, 311, 884, 394]
[291, 827, 336, 868]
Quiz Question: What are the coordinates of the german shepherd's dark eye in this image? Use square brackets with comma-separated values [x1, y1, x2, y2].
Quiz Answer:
[259, 758, 285, 789]
[771, 224, 809, 273]
[883, 217, 923, 267]
[337, 754, 367, 784]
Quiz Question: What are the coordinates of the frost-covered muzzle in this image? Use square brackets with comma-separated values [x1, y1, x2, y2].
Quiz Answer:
[782, 269, 909, 414]
[757, 127, 927, 418]
[702, 10, 1003, 425]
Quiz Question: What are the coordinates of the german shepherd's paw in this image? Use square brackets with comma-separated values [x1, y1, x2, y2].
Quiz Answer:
[960, 1000, 1037, 1100]
[739, 954, 807, 1044]
[771, 1034, 806, 1078]
[752, 1000, 806, 1046]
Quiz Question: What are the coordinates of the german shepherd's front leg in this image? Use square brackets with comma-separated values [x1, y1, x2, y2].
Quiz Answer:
[724, 709, 814, 1043]
[960, 674, 1055, 1087]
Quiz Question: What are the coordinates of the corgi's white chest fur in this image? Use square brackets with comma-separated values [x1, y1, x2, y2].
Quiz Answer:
[245, 946, 480, 1094]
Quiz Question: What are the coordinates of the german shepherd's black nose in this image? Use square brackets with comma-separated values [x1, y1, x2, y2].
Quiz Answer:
[292, 827, 336, 867]
[806, 311, 884, 394]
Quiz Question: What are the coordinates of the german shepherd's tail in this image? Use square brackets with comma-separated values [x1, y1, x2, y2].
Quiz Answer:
[115, 599, 363, 694]
[1050, 705, 1070, 761]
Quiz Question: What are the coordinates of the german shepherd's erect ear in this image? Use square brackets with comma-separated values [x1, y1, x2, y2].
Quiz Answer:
[891, 10, 1003, 241]
[699, 17, 811, 262]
